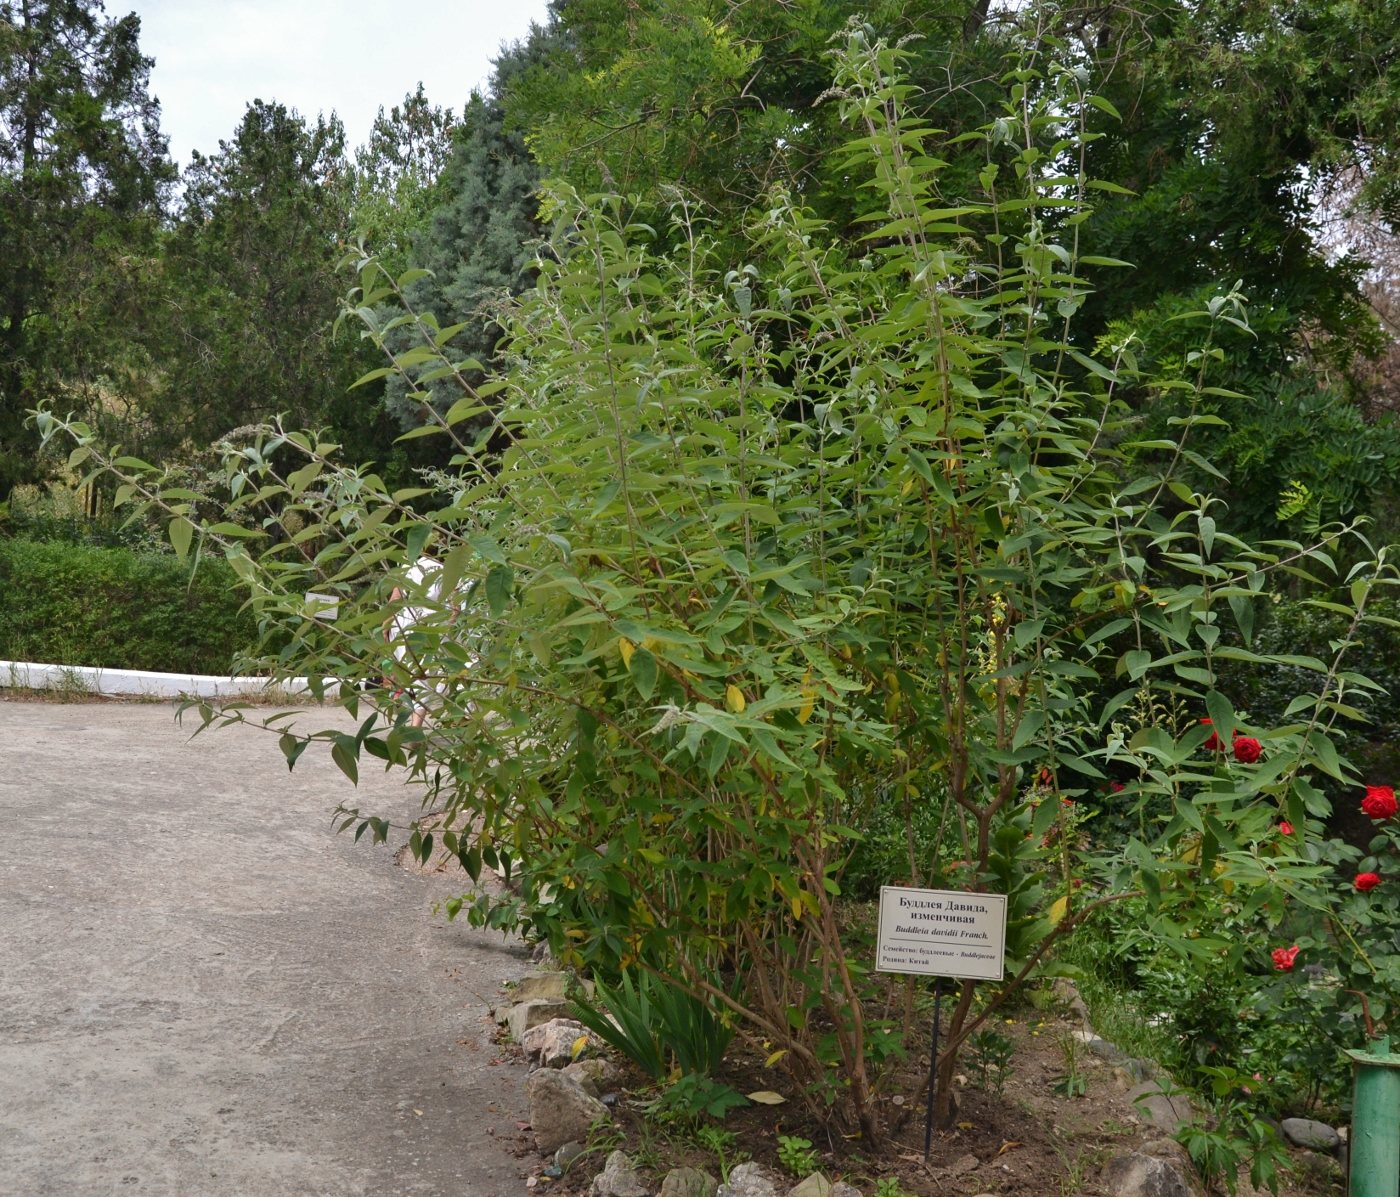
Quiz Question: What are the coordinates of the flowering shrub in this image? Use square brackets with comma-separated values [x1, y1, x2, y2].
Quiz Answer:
[33, 27, 1400, 1151]
[1242, 776, 1400, 1119]
[1232, 736, 1262, 764]
[1362, 785, 1397, 820]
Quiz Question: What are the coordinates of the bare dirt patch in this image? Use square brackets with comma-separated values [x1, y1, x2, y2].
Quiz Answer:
[525, 1002, 1345, 1197]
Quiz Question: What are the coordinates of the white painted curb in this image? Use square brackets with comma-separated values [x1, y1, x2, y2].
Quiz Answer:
[1, 660, 340, 700]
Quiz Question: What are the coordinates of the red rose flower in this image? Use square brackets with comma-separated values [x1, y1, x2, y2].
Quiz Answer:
[1271, 945, 1300, 972]
[1362, 786, 1398, 821]
[1278, 820, 1294, 836]
[1356, 872, 1382, 893]
[1232, 736, 1262, 764]
[1201, 718, 1224, 751]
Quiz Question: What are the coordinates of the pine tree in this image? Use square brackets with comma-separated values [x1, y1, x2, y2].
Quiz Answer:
[381, 38, 546, 432]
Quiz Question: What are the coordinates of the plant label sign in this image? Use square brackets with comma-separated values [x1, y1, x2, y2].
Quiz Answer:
[875, 886, 1008, 981]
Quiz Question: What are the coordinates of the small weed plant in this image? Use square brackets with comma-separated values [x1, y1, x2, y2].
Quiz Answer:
[691, 1125, 746, 1183]
[1177, 1067, 1289, 1196]
[967, 1028, 1016, 1097]
[1051, 1030, 1088, 1099]
[775, 1135, 819, 1177]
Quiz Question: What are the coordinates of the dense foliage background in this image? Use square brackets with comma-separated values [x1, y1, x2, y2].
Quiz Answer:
[4, 0, 1400, 540]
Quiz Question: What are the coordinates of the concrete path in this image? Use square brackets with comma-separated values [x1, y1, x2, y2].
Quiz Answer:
[0, 700, 531, 1196]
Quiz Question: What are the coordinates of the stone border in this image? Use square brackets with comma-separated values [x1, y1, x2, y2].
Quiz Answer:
[1, 659, 337, 700]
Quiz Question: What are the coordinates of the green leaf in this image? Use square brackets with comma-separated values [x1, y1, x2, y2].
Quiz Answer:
[1012, 709, 1045, 751]
[331, 736, 359, 785]
[1204, 692, 1234, 743]
[1123, 649, 1151, 681]
[278, 732, 309, 771]
[486, 565, 513, 616]
[168, 516, 194, 560]
[1085, 94, 1122, 120]
[630, 648, 658, 701]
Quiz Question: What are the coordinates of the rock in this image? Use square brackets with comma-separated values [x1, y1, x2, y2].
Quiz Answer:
[514, 972, 570, 1003]
[556, 1141, 587, 1172]
[527, 1069, 609, 1155]
[948, 1152, 980, 1176]
[1052, 977, 1093, 1024]
[1087, 1038, 1130, 1065]
[508, 999, 574, 1042]
[563, 1057, 618, 1096]
[828, 1185, 861, 1197]
[717, 1162, 783, 1197]
[1072, 1028, 1129, 1065]
[659, 1167, 719, 1197]
[1127, 1082, 1198, 1133]
[1281, 1117, 1340, 1151]
[785, 1174, 831, 1197]
[522, 1018, 591, 1068]
[1102, 1140, 1203, 1197]
[1112, 1057, 1156, 1090]
[589, 1150, 650, 1197]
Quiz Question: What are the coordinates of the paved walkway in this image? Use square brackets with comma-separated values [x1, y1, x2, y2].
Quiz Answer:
[0, 700, 529, 1196]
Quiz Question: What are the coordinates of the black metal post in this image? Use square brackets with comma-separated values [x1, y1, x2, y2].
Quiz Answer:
[923, 976, 944, 1162]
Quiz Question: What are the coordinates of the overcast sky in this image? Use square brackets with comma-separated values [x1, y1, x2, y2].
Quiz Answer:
[122, 0, 553, 167]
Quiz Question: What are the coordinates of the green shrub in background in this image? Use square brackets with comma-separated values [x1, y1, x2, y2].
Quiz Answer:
[1220, 595, 1400, 780]
[0, 538, 259, 674]
[0, 483, 169, 554]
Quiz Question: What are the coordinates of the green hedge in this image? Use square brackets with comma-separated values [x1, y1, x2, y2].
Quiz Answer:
[0, 537, 259, 674]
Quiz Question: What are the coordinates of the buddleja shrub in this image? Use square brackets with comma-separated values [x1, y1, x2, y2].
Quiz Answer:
[39, 25, 1391, 1145]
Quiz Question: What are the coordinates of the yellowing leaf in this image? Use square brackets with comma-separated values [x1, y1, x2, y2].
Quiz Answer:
[619, 638, 635, 670]
[571, 1035, 589, 1061]
[797, 686, 816, 725]
[726, 684, 747, 713]
[791, 895, 803, 920]
[746, 1090, 786, 1105]
[763, 1049, 788, 1068]
[1048, 895, 1069, 926]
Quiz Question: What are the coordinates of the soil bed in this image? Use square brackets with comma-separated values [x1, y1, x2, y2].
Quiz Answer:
[523, 1007, 1345, 1197]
